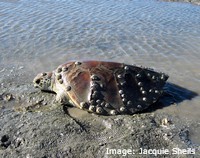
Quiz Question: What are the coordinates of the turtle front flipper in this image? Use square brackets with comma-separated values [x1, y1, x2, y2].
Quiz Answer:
[56, 91, 72, 105]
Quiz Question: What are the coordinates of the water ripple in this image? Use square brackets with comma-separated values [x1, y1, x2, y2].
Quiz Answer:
[0, 0, 200, 82]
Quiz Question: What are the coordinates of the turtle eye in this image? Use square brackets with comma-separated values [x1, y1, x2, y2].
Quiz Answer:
[35, 79, 40, 84]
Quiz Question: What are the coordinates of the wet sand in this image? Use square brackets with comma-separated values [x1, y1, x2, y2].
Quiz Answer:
[0, 0, 200, 157]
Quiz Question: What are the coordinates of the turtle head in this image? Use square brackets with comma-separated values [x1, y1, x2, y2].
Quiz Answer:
[33, 72, 55, 92]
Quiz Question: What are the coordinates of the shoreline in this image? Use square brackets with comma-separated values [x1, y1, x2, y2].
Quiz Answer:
[161, 0, 200, 5]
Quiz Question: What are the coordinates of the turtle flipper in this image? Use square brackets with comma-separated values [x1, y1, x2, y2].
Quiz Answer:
[56, 92, 71, 105]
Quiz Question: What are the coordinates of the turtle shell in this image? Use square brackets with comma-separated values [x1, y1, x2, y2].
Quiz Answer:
[53, 61, 168, 115]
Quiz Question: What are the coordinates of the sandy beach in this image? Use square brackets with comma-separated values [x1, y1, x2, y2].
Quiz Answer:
[0, 0, 200, 157]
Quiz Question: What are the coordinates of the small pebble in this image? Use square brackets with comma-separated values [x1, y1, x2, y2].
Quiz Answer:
[161, 118, 169, 126]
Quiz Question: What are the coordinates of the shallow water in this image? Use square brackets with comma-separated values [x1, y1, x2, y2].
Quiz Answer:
[0, 0, 200, 140]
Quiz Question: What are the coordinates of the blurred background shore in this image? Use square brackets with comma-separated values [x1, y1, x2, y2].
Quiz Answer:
[161, 0, 200, 5]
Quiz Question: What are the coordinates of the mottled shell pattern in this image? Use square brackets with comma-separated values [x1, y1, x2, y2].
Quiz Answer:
[33, 61, 168, 115]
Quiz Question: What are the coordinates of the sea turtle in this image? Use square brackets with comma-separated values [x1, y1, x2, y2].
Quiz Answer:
[33, 60, 168, 115]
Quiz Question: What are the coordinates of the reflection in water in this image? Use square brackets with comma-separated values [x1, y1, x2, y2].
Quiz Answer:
[0, 0, 199, 124]
[146, 82, 198, 112]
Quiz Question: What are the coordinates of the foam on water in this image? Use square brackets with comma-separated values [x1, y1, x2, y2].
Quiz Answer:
[0, 0, 200, 137]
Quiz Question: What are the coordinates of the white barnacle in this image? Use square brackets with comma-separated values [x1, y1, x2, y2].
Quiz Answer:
[91, 75, 100, 81]
[124, 66, 129, 70]
[80, 102, 88, 109]
[136, 73, 141, 78]
[117, 74, 123, 79]
[120, 106, 126, 112]
[96, 107, 103, 114]
[138, 82, 143, 86]
[142, 97, 147, 101]
[75, 61, 81, 65]
[56, 74, 62, 80]
[127, 100, 132, 106]
[141, 90, 146, 95]
[57, 67, 62, 73]
[119, 90, 124, 94]
[59, 79, 63, 84]
[105, 103, 111, 108]
[152, 75, 156, 80]
[62, 67, 68, 72]
[110, 110, 117, 115]
[89, 105, 96, 112]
